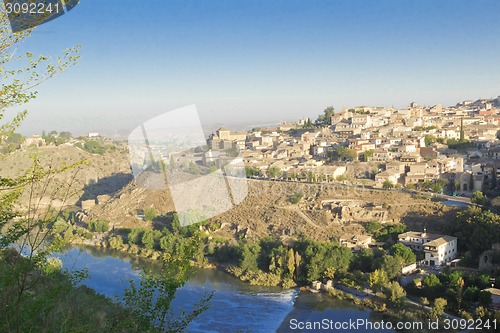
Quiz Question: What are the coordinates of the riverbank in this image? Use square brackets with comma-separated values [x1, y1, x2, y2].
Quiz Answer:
[56, 245, 405, 333]
[66, 241, 441, 332]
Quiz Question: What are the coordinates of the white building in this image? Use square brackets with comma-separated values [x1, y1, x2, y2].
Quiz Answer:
[424, 236, 458, 266]
[398, 230, 458, 266]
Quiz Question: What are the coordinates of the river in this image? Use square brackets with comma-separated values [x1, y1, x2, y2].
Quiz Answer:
[55, 246, 394, 333]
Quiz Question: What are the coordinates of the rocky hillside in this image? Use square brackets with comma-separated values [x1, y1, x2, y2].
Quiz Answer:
[1, 144, 455, 241]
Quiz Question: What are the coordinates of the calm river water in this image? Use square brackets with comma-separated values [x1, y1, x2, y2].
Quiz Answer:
[55, 246, 394, 333]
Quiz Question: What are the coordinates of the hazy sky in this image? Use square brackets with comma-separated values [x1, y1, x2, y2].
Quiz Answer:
[7, 0, 500, 135]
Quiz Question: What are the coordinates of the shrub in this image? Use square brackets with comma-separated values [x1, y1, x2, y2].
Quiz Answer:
[41, 257, 63, 275]
[88, 220, 109, 233]
[289, 193, 303, 204]
[144, 207, 158, 222]
[108, 235, 125, 250]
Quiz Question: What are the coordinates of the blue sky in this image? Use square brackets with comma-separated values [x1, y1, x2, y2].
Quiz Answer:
[8, 0, 500, 135]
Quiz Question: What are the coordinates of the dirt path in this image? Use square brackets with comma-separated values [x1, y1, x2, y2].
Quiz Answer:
[278, 206, 321, 229]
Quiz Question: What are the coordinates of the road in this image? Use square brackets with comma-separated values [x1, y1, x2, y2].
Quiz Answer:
[247, 177, 472, 205]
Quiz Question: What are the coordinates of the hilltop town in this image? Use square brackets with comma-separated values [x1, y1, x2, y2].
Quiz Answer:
[3, 95, 500, 325]
[203, 96, 500, 197]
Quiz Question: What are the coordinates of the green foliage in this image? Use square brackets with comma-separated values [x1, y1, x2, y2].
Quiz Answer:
[447, 205, 500, 257]
[141, 230, 162, 250]
[245, 166, 260, 177]
[424, 134, 436, 146]
[373, 224, 407, 242]
[363, 149, 374, 161]
[108, 235, 125, 250]
[59, 131, 72, 139]
[384, 281, 406, 304]
[382, 180, 394, 189]
[389, 244, 416, 265]
[369, 269, 388, 292]
[430, 298, 447, 319]
[123, 239, 213, 332]
[289, 192, 303, 204]
[413, 126, 437, 131]
[237, 241, 261, 272]
[128, 228, 146, 245]
[332, 146, 357, 161]
[267, 166, 281, 178]
[188, 161, 201, 175]
[88, 220, 109, 233]
[444, 270, 463, 287]
[301, 240, 352, 282]
[471, 191, 491, 206]
[423, 274, 442, 289]
[144, 207, 158, 222]
[316, 106, 335, 125]
[51, 219, 70, 235]
[447, 138, 473, 150]
[376, 255, 404, 279]
[363, 221, 383, 234]
[74, 138, 116, 155]
[351, 248, 385, 273]
[1, 132, 24, 152]
[307, 171, 314, 182]
[478, 290, 492, 308]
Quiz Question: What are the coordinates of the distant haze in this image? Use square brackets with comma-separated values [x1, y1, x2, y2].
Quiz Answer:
[7, 0, 500, 135]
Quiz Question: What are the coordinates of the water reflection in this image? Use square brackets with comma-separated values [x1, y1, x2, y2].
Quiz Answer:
[57, 246, 394, 333]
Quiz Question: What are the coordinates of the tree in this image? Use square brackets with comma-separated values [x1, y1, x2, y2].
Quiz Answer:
[238, 241, 261, 272]
[109, 235, 125, 250]
[294, 250, 301, 281]
[59, 131, 72, 139]
[424, 134, 436, 146]
[301, 240, 352, 282]
[382, 180, 394, 189]
[363, 149, 374, 161]
[369, 269, 388, 292]
[286, 248, 295, 279]
[364, 221, 383, 234]
[306, 171, 314, 182]
[245, 166, 259, 177]
[267, 166, 281, 179]
[142, 230, 156, 250]
[471, 191, 490, 206]
[0, 10, 86, 330]
[123, 239, 213, 332]
[378, 255, 405, 279]
[88, 220, 109, 233]
[316, 106, 335, 126]
[430, 298, 447, 319]
[384, 281, 406, 304]
[423, 274, 442, 296]
[289, 193, 303, 204]
[448, 205, 500, 257]
[144, 207, 158, 222]
[129, 228, 146, 245]
[389, 244, 416, 265]
[333, 146, 357, 161]
[5, 133, 23, 144]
